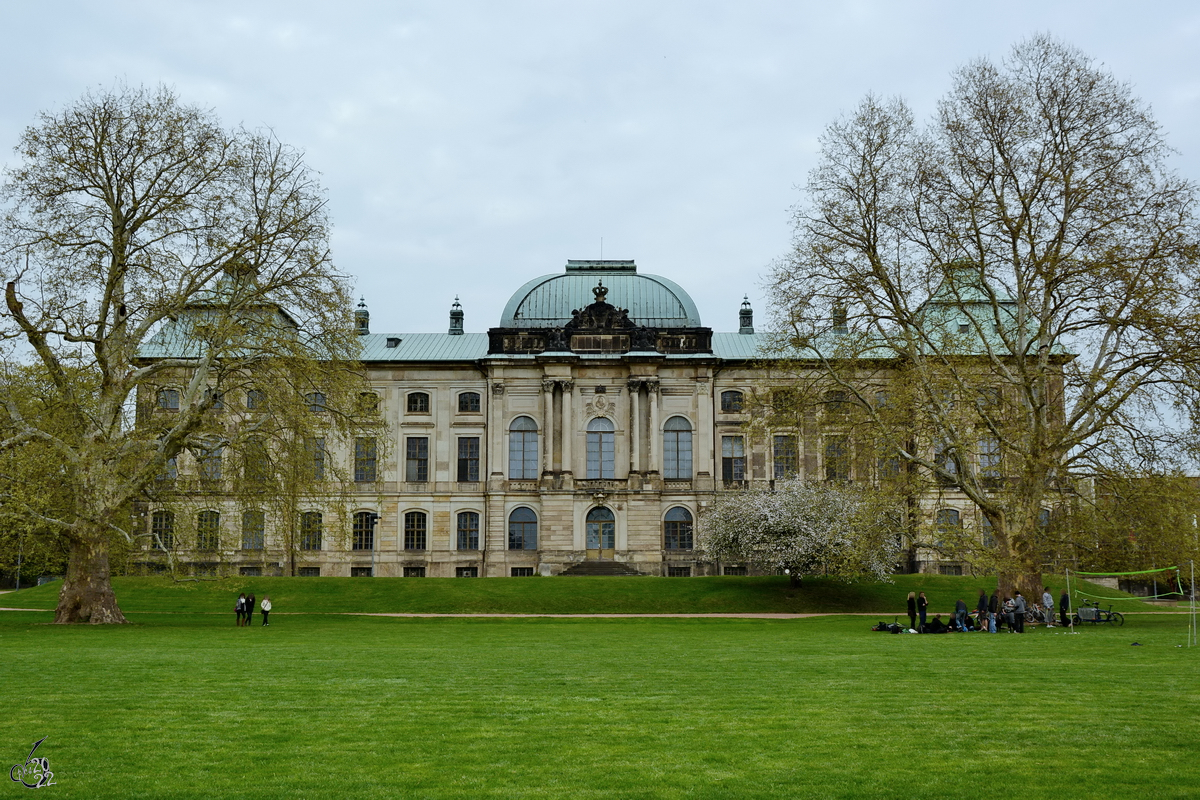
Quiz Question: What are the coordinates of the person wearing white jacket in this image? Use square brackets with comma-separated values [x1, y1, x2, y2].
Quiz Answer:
[260, 596, 272, 626]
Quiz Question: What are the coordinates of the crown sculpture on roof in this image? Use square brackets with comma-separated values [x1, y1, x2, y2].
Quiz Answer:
[568, 280, 634, 331]
[593, 280, 609, 303]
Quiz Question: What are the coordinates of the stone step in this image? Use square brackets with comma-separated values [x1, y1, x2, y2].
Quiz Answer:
[559, 561, 644, 576]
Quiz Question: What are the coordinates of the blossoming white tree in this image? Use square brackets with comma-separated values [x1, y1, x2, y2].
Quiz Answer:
[697, 479, 900, 585]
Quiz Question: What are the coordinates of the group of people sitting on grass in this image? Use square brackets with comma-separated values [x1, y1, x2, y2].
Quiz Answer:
[899, 587, 1071, 634]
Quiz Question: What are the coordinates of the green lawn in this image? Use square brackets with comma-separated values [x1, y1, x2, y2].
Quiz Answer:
[1, 599, 1195, 798]
[2, 573, 1164, 617]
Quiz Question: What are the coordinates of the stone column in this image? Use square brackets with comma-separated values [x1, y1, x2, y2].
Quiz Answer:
[490, 381, 505, 479]
[628, 379, 641, 474]
[542, 378, 556, 474]
[647, 379, 660, 473]
[560, 379, 574, 475]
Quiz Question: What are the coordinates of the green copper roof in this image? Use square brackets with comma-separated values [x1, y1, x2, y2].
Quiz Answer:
[499, 260, 702, 328]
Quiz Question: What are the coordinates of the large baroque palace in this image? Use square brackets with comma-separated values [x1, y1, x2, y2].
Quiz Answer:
[139, 259, 985, 578]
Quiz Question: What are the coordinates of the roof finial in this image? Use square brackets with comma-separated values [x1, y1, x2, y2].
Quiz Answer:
[593, 280, 608, 303]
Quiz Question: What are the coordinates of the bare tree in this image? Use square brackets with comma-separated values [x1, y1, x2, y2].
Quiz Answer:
[1, 85, 368, 622]
[768, 36, 1200, 597]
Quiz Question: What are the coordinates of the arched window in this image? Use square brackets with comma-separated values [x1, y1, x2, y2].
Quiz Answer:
[663, 507, 693, 550]
[404, 511, 427, 550]
[586, 417, 615, 479]
[586, 506, 616, 551]
[241, 509, 265, 550]
[197, 510, 220, 551]
[508, 507, 537, 550]
[406, 392, 430, 413]
[720, 390, 744, 412]
[353, 511, 376, 551]
[458, 511, 480, 550]
[458, 392, 481, 413]
[300, 511, 323, 550]
[663, 417, 693, 479]
[151, 510, 174, 550]
[509, 416, 539, 479]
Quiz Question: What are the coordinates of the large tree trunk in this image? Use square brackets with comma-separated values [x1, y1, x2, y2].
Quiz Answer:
[54, 533, 127, 624]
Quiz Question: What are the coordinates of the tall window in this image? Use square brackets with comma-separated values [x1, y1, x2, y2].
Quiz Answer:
[241, 510, 265, 550]
[721, 436, 745, 482]
[407, 392, 430, 413]
[306, 437, 326, 481]
[508, 507, 537, 550]
[457, 437, 480, 482]
[586, 417, 615, 479]
[243, 436, 270, 483]
[196, 447, 222, 481]
[979, 437, 1001, 483]
[458, 392, 481, 413]
[406, 437, 429, 482]
[773, 435, 798, 479]
[457, 511, 480, 550]
[151, 510, 174, 550]
[934, 508, 960, 547]
[934, 438, 958, 484]
[824, 436, 850, 482]
[300, 511, 323, 550]
[980, 514, 996, 548]
[157, 388, 180, 411]
[353, 511, 375, 551]
[157, 457, 178, 482]
[508, 417, 539, 479]
[720, 390, 744, 412]
[663, 507, 693, 550]
[197, 510, 220, 551]
[663, 417, 693, 479]
[355, 437, 377, 482]
[404, 511, 427, 550]
[586, 506, 615, 550]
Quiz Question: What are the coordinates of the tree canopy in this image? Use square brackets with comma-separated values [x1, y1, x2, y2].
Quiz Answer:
[0, 84, 368, 622]
[767, 36, 1200, 595]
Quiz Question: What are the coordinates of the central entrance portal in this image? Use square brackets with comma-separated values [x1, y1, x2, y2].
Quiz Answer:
[585, 506, 615, 560]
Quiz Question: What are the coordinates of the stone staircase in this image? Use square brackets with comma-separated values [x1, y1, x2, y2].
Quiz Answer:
[559, 560, 644, 576]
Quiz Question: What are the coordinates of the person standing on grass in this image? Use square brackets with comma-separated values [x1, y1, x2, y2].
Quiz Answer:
[917, 591, 928, 631]
[1060, 589, 1071, 627]
[906, 591, 917, 630]
[1042, 587, 1055, 628]
[235, 593, 246, 627]
[260, 596, 271, 626]
[1013, 591, 1027, 633]
[246, 593, 256, 627]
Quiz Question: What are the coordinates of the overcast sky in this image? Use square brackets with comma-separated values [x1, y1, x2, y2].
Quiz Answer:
[3, 1, 1198, 334]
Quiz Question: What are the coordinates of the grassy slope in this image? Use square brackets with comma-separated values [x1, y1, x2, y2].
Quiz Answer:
[0, 612, 1195, 799]
[2, 574, 1160, 616]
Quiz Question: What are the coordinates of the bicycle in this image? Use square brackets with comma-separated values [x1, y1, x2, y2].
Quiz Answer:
[1071, 599, 1125, 626]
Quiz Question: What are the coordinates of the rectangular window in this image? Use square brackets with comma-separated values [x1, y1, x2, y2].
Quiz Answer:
[351, 567, 373, 577]
[298, 567, 320, 577]
[457, 437, 480, 482]
[404, 512, 427, 550]
[406, 437, 429, 482]
[457, 511, 480, 550]
[241, 510, 265, 550]
[721, 436, 745, 482]
[354, 437, 378, 482]
[773, 435, 798, 479]
[723, 566, 748, 576]
[979, 437, 1001, 482]
[246, 389, 264, 410]
[157, 388, 180, 411]
[458, 392, 481, 413]
[306, 437, 326, 481]
[197, 447, 222, 481]
[825, 436, 850, 482]
[197, 511, 220, 551]
[939, 565, 964, 576]
[664, 431, 693, 479]
[300, 512, 322, 551]
[404, 566, 426, 578]
[239, 566, 262, 577]
[511, 567, 534, 577]
[456, 567, 479, 578]
[667, 566, 692, 577]
[586, 431, 615, 479]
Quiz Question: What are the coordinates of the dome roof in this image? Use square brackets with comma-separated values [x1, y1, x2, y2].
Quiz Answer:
[499, 260, 702, 328]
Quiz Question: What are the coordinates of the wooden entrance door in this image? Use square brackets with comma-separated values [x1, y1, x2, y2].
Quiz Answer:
[585, 506, 615, 560]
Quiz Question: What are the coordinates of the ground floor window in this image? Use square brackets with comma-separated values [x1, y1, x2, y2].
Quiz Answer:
[938, 565, 963, 576]
[456, 567, 479, 578]
[667, 566, 692, 577]
[239, 566, 262, 577]
[511, 567, 534, 577]
[298, 567, 320, 577]
[723, 565, 747, 576]
[351, 567, 373, 577]
[404, 566, 426, 578]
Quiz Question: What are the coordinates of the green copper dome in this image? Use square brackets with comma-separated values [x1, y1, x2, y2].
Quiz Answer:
[499, 260, 702, 329]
